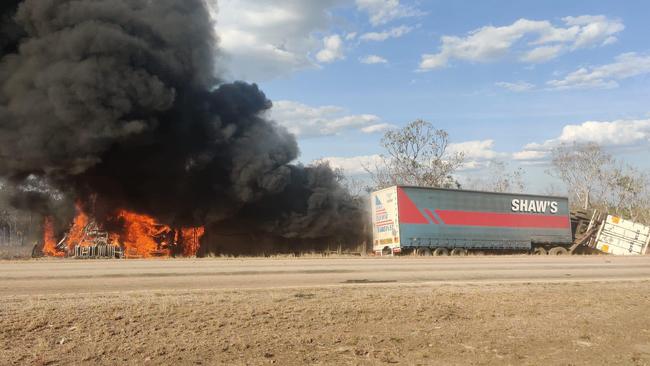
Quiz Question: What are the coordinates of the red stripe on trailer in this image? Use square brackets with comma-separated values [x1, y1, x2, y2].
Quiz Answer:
[435, 210, 570, 229]
[397, 188, 429, 224]
[424, 208, 439, 224]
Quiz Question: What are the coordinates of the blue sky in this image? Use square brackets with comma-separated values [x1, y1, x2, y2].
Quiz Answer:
[214, 0, 650, 192]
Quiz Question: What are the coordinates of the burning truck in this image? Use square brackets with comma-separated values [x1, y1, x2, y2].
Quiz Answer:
[42, 205, 205, 259]
[0, 0, 364, 257]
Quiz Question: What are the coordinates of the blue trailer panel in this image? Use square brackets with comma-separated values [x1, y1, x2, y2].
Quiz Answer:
[372, 186, 572, 254]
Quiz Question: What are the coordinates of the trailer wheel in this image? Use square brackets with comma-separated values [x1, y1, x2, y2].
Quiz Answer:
[417, 248, 432, 256]
[433, 248, 449, 256]
[533, 247, 547, 255]
[548, 247, 569, 255]
[382, 247, 391, 256]
[450, 248, 468, 256]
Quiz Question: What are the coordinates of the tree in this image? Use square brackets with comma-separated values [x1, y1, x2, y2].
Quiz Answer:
[364, 120, 464, 190]
[547, 142, 650, 224]
[605, 165, 649, 223]
[541, 182, 565, 197]
[548, 142, 613, 210]
[464, 160, 526, 193]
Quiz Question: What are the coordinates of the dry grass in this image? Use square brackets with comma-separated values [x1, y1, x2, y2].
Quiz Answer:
[2, 281, 650, 365]
[0, 245, 34, 260]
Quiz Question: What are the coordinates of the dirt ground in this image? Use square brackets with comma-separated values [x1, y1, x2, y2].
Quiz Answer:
[2, 258, 650, 365]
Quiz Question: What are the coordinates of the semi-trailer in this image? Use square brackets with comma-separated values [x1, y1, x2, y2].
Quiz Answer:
[593, 215, 650, 255]
[371, 186, 574, 255]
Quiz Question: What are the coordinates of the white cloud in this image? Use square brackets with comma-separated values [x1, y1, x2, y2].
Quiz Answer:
[359, 55, 388, 64]
[355, 0, 423, 26]
[515, 118, 650, 161]
[327, 140, 510, 174]
[215, 1, 339, 80]
[268, 100, 387, 137]
[551, 119, 650, 146]
[361, 123, 395, 133]
[449, 140, 505, 160]
[456, 160, 483, 171]
[413, 118, 650, 166]
[321, 155, 381, 174]
[345, 32, 358, 40]
[495, 81, 535, 92]
[418, 15, 623, 70]
[448, 140, 507, 170]
[419, 19, 549, 70]
[418, 53, 448, 70]
[521, 45, 563, 63]
[512, 150, 549, 161]
[360, 25, 413, 41]
[563, 15, 624, 49]
[547, 53, 650, 90]
[316, 34, 345, 63]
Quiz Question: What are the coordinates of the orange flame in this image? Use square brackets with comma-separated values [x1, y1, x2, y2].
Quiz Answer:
[43, 205, 205, 259]
[117, 210, 171, 258]
[181, 227, 205, 257]
[42, 217, 64, 257]
[109, 232, 120, 246]
[66, 202, 89, 250]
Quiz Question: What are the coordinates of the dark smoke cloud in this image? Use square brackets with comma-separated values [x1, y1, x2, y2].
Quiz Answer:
[0, 0, 364, 253]
[0, 1, 24, 55]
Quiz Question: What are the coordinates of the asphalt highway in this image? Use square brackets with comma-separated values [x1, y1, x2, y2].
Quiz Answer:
[2, 256, 650, 296]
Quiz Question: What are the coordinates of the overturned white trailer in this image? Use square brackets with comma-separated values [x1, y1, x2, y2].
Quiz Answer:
[594, 215, 650, 255]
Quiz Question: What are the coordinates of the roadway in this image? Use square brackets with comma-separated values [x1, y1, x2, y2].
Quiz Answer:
[1, 255, 650, 296]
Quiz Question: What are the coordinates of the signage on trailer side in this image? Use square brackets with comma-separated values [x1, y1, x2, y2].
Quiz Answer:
[371, 187, 401, 252]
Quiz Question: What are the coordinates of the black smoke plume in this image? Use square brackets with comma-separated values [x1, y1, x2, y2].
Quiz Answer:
[0, 0, 364, 254]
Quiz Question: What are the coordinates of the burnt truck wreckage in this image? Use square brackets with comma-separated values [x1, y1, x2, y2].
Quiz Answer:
[54, 220, 123, 259]
[60, 224, 186, 259]
[45, 212, 207, 259]
[372, 186, 650, 256]
[0, 0, 364, 256]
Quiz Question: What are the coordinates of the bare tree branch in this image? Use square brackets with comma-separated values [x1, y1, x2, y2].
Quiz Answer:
[364, 120, 464, 190]
[547, 142, 650, 225]
[548, 142, 613, 210]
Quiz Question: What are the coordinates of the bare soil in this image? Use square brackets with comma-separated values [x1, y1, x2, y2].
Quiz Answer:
[2, 278, 650, 365]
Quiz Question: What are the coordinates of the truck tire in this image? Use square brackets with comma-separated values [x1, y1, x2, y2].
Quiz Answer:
[548, 247, 569, 255]
[450, 248, 468, 256]
[533, 247, 547, 255]
[433, 248, 449, 256]
[417, 248, 432, 256]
